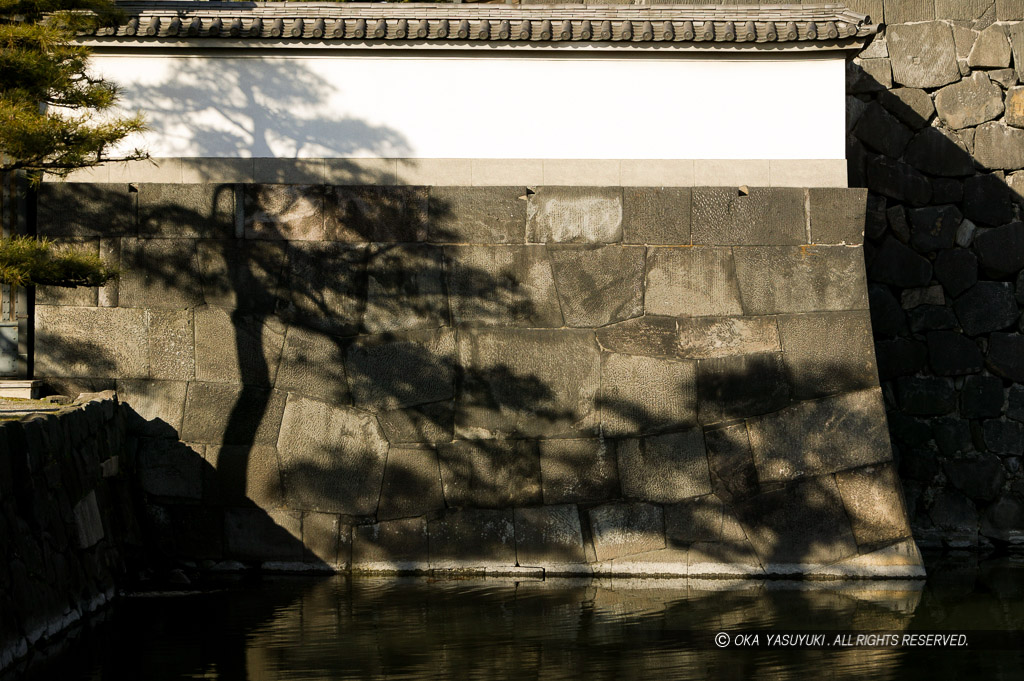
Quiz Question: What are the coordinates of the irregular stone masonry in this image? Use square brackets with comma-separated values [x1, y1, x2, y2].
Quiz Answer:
[34, 182, 923, 578]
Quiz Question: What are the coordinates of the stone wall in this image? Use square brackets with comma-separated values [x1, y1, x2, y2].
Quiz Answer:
[0, 393, 140, 673]
[846, 2, 1024, 549]
[32, 181, 922, 577]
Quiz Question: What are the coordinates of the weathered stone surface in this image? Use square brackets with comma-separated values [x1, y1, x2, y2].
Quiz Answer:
[876, 338, 928, 380]
[989, 333, 1024, 381]
[244, 185, 325, 241]
[427, 186, 526, 243]
[72, 491, 105, 549]
[867, 157, 932, 205]
[275, 326, 348, 405]
[527, 187, 622, 244]
[278, 242, 367, 335]
[196, 239, 287, 312]
[588, 502, 664, 562]
[737, 476, 858, 566]
[1009, 22, 1024, 80]
[927, 330, 984, 376]
[1006, 86, 1024, 127]
[597, 315, 779, 361]
[954, 282, 1019, 336]
[928, 489, 978, 539]
[969, 24, 1012, 68]
[992, 67, 1019, 88]
[377, 447, 445, 521]
[848, 57, 892, 93]
[975, 222, 1024, 276]
[445, 245, 562, 327]
[118, 238, 204, 309]
[935, 73, 1005, 129]
[117, 378, 188, 435]
[139, 183, 234, 239]
[962, 375, 1005, 419]
[888, 23, 960, 89]
[138, 439, 203, 499]
[325, 186, 428, 242]
[599, 353, 696, 436]
[908, 303, 958, 332]
[908, 205, 962, 252]
[901, 285, 944, 309]
[983, 420, 1024, 457]
[974, 122, 1024, 170]
[181, 382, 285, 445]
[548, 245, 644, 327]
[957, 217, 978, 247]
[514, 505, 587, 566]
[697, 352, 790, 424]
[276, 395, 389, 515]
[878, 87, 935, 129]
[35, 306, 149, 379]
[147, 309, 195, 381]
[645, 248, 743, 317]
[37, 183, 135, 237]
[302, 511, 346, 566]
[868, 284, 907, 336]
[835, 464, 912, 548]
[778, 311, 878, 400]
[194, 307, 286, 386]
[931, 177, 965, 204]
[945, 454, 1007, 502]
[665, 495, 725, 546]
[897, 377, 957, 416]
[347, 328, 456, 412]
[539, 438, 619, 505]
[456, 329, 600, 439]
[854, 102, 914, 157]
[363, 244, 448, 333]
[963, 174, 1013, 226]
[437, 439, 541, 508]
[353, 517, 428, 570]
[203, 444, 283, 508]
[377, 402, 453, 445]
[868, 237, 933, 288]
[691, 188, 805, 245]
[704, 424, 759, 503]
[933, 418, 973, 457]
[733, 246, 868, 315]
[748, 389, 892, 483]
[225, 508, 303, 561]
[934, 248, 979, 297]
[617, 431, 711, 503]
[621, 187, 691, 245]
[1009, 384, 1024, 422]
[427, 508, 516, 569]
[807, 188, 866, 245]
[886, 204, 911, 243]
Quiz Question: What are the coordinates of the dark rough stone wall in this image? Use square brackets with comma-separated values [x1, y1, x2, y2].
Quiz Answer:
[32, 181, 920, 577]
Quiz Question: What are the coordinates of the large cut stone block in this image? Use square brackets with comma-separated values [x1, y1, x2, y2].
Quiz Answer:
[37, 183, 136, 237]
[778, 311, 879, 400]
[733, 246, 869, 315]
[244, 185, 325, 241]
[277, 394, 389, 515]
[35, 306, 149, 379]
[935, 72, 1005, 129]
[645, 248, 743, 317]
[377, 447, 445, 521]
[148, 309, 195, 381]
[427, 186, 526, 243]
[377, 401, 454, 445]
[353, 517, 429, 571]
[747, 389, 893, 483]
[437, 439, 541, 508]
[203, 444, 284, 508]
[194, 307, 286, 387]
[588, 502, 665, 562]
[274, 326, 349, 405]
[691, 188, 805, 245]
[118, 238, 204, 309]
[621, 187, 691, 245]
[302, 511, 348, 566]
[457, 329, 600, 439]
[617, 431, 711, 503]
[225, 508, 303, 561]
[116, 378, 188, 436]
[665, 494, 726, 546]
[278, 242, 367, 335]
[974, 121, 1024, 170]
[835, 464, 913, 549]
[539, 438, 619, 504]
[138, 439, 203, 500]
[696, 352, 790, 424]
[138, 183, 234, 239]
[704, 424, 759, 503]
[514, 505, 587, 567]
[363, 244, 448, 333]
[808, 188, 867, 245]
[324, 186, 428, 242]
[548, 245, 645, 327]
[445, 245, 562, 327]
[598, 353, 697, 436]
[180, 382, 286, 445]
[347, 328, 456, 412]
[596, 316, 781, 360]
[527, 187, 623, 243]
[427, 508, 516, 570]
[196, 239, 287, 312]
[887, 23, 960, 89]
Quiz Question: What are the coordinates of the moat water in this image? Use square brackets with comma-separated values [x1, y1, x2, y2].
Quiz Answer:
[16, 554, 1024, 680]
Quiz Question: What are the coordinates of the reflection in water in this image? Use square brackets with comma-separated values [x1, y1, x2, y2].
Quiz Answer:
[17, 557, 1024, 681]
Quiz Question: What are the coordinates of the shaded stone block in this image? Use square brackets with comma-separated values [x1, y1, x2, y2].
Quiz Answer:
[975, 222, 1024, 277]
[194, 307, 286, 387]
[363, 244, 448, 333]
[1009, 384, 1024, 422]
[35, 306, 149, 379]
[244, 185, 325, 241]
[37, 183, 135, 237]
[138, 439, 203, 499]
[691, 188, 805, 245]
[935, 72, 1005, 130]
[878, 87, 934, 129]
[621, 187, 691, 245]
[526, 187, 622, 244]
[274, 326, 349, 406]
[908, 205, 962, 252]
[934, 248, 978, 297]
[697, 352, 790, 424]
[437, 439, 541, 509]
[377, 447, 445, 521]
[278, 242, 367, 336]
[548, 245, 644, 327]
[868, 237, 933, 288]
[276, 395, 389, 515]
[848, 57, 892, 93]
[427, 508, 516, 570]
[203, 444, 284, 508]
[705, 424, 759, 503]
[353, 517, 429, 571]
[904, 127, 974, 177]
[180, 382, 286, 445]
[748, 389, 892, 483]
[346, 328, 456, 412]
[954, 282, 1019, 336]
[835, 464, 913, 549]
[896, 377, 957, 416]
[377, 401, 454, 445]
[961, 376, 1005, 419]
[116, 378, 188, 436]
[324, 186, 428, 242]
[733, 246, 868, 315]
[598, 353, 697, 436]
[138, 183, 234, 239]
[148, 309, 195, 381]
[118, 238, 204, 309]
[868, 284, 908, 336]
[866, 156, 932, 205]
[982, 421, 1024, 456]
[196, 239, 288, 312]
[736, 476, 858, 566]
[945, 454, 1007, 502]
[926, 330, 984, 376]
[854, 102, 914, 158]
[302, 512, 346, 566]
[445, 245, 562, 328]
[587, 502, 664, 562]
[887, 22, 960, 89]
[808, 188, 866, 245]
[597, 315, 782, 362]
[645, 247, 743, 317]
[617, 431, 711, 504]
[974, 122, 1024, 170]
[932, 419, 973, 457]
[665, 495, 725, 546]
[964, 174, 1013, 226]
[225, 508, 303, 561]
[456, 328, 600, 439]
[514, 505, 587, 566]
[539, 438, 619, 505]
[778, 311, 878, 400]
[427, 186, 526, 243]
[989, 333, 1024, 381]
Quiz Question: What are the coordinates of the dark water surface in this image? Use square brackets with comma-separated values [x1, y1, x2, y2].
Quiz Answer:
[17, 554, 1024, 680]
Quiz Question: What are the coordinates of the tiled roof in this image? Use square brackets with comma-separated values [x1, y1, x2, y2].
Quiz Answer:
[79, 2, 878, 47]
